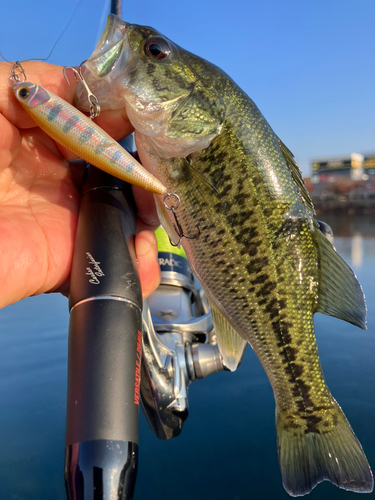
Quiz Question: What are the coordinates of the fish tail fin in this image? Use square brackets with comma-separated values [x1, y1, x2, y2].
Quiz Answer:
[276, 400, 373, 496]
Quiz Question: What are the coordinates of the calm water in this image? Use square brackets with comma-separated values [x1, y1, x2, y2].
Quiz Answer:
[0, 213, 374, 500]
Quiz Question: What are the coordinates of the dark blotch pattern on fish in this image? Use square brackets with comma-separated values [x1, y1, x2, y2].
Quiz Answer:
[157, 91, 339, 439]
[147, 63, 156, 76]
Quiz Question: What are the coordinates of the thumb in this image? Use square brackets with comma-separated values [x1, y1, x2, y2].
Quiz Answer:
[135, 230, 160, 299]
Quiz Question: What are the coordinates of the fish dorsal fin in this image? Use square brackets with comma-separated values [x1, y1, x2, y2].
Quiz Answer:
[278, 139, 315, 215]
[315, 224, 367, 329]
[206, 296, 247, 371]
[153, 193, 181, 247]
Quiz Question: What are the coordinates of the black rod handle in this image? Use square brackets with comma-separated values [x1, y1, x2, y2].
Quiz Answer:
[65, 152, 142, 499]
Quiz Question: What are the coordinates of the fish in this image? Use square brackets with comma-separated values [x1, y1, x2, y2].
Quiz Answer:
[74, 14, 373, 496]
[11, 80, 167, 195]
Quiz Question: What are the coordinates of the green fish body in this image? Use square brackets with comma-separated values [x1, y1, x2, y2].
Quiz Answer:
[75, 15, 373, 496]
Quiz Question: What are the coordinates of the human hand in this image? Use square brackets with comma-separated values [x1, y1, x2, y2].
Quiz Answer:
[0, 61, 160, 308]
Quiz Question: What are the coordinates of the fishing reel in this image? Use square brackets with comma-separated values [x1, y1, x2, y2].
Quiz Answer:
[140, 228, 225, 440]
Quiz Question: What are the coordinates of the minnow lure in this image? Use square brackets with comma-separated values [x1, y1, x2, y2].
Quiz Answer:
[11, 75, 167, 195]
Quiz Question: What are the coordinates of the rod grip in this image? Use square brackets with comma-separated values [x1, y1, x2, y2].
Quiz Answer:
[65, 165, 142, 499]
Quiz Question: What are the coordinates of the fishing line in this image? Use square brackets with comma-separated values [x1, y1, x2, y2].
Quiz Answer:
[95, 0, 111, 44]
[0, 0, 82, 64]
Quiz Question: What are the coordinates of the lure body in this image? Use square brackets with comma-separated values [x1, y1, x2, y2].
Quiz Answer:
[11, 81, 167, 195]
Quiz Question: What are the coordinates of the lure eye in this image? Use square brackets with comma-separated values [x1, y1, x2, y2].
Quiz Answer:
[144, 37, 170, 60]
[18, 87, 30, 99]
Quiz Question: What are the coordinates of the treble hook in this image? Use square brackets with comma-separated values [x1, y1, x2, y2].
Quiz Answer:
[163, 193, 200, 246]
[63, 61, 100, 119]
[9, 61, 27, 84]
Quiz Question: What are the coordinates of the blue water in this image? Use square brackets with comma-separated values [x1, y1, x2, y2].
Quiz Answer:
[0, 214, 374, 500]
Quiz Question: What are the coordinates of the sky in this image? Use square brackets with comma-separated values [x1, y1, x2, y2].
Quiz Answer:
[1, 0, 374, 176]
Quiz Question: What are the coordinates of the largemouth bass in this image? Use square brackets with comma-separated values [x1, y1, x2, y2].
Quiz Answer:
[75, 14, 373, 496]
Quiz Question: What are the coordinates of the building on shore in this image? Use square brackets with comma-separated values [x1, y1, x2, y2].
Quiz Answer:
[311, 153, 364, 184]
[308, 153, 375, 212]
[364, 155, 375, 178]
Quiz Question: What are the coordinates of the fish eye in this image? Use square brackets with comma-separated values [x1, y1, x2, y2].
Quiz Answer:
[144, 37, 170, 60]
[18, 87, 30, 99]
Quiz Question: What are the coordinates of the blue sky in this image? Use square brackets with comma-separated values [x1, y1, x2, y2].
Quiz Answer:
[1, 0, 374, 176]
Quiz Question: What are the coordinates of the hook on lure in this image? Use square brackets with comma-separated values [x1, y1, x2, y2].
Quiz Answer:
[63, 61, 100, 119]
[163, 193, 200, 246]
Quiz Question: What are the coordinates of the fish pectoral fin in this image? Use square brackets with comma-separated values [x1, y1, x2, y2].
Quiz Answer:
[276, 400, 373, 496]
[154, 194, 181, 247]
[167, 82, 225, 139]
[206, 296, 247, 372]
[315, 225, 367, 329]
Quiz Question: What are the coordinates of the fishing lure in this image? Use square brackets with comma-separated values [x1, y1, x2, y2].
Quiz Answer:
[9, 61, 167, 195]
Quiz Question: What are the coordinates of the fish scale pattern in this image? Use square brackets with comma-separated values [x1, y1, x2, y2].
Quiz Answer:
[161, 122, 334, 433]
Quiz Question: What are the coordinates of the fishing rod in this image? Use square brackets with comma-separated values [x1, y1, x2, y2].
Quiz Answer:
[65, 140, 140, 499]
[65, 1, 141, 498]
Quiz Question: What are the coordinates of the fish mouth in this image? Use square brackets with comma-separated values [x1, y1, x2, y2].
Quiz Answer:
[74, 15, 131, 111]
[89, 14, 129, 77]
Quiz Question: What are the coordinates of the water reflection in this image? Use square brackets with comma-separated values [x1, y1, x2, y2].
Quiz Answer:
[318, 212, 375, 271]
[351, 233, 363, 268]
[318, 211, 375, 238]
